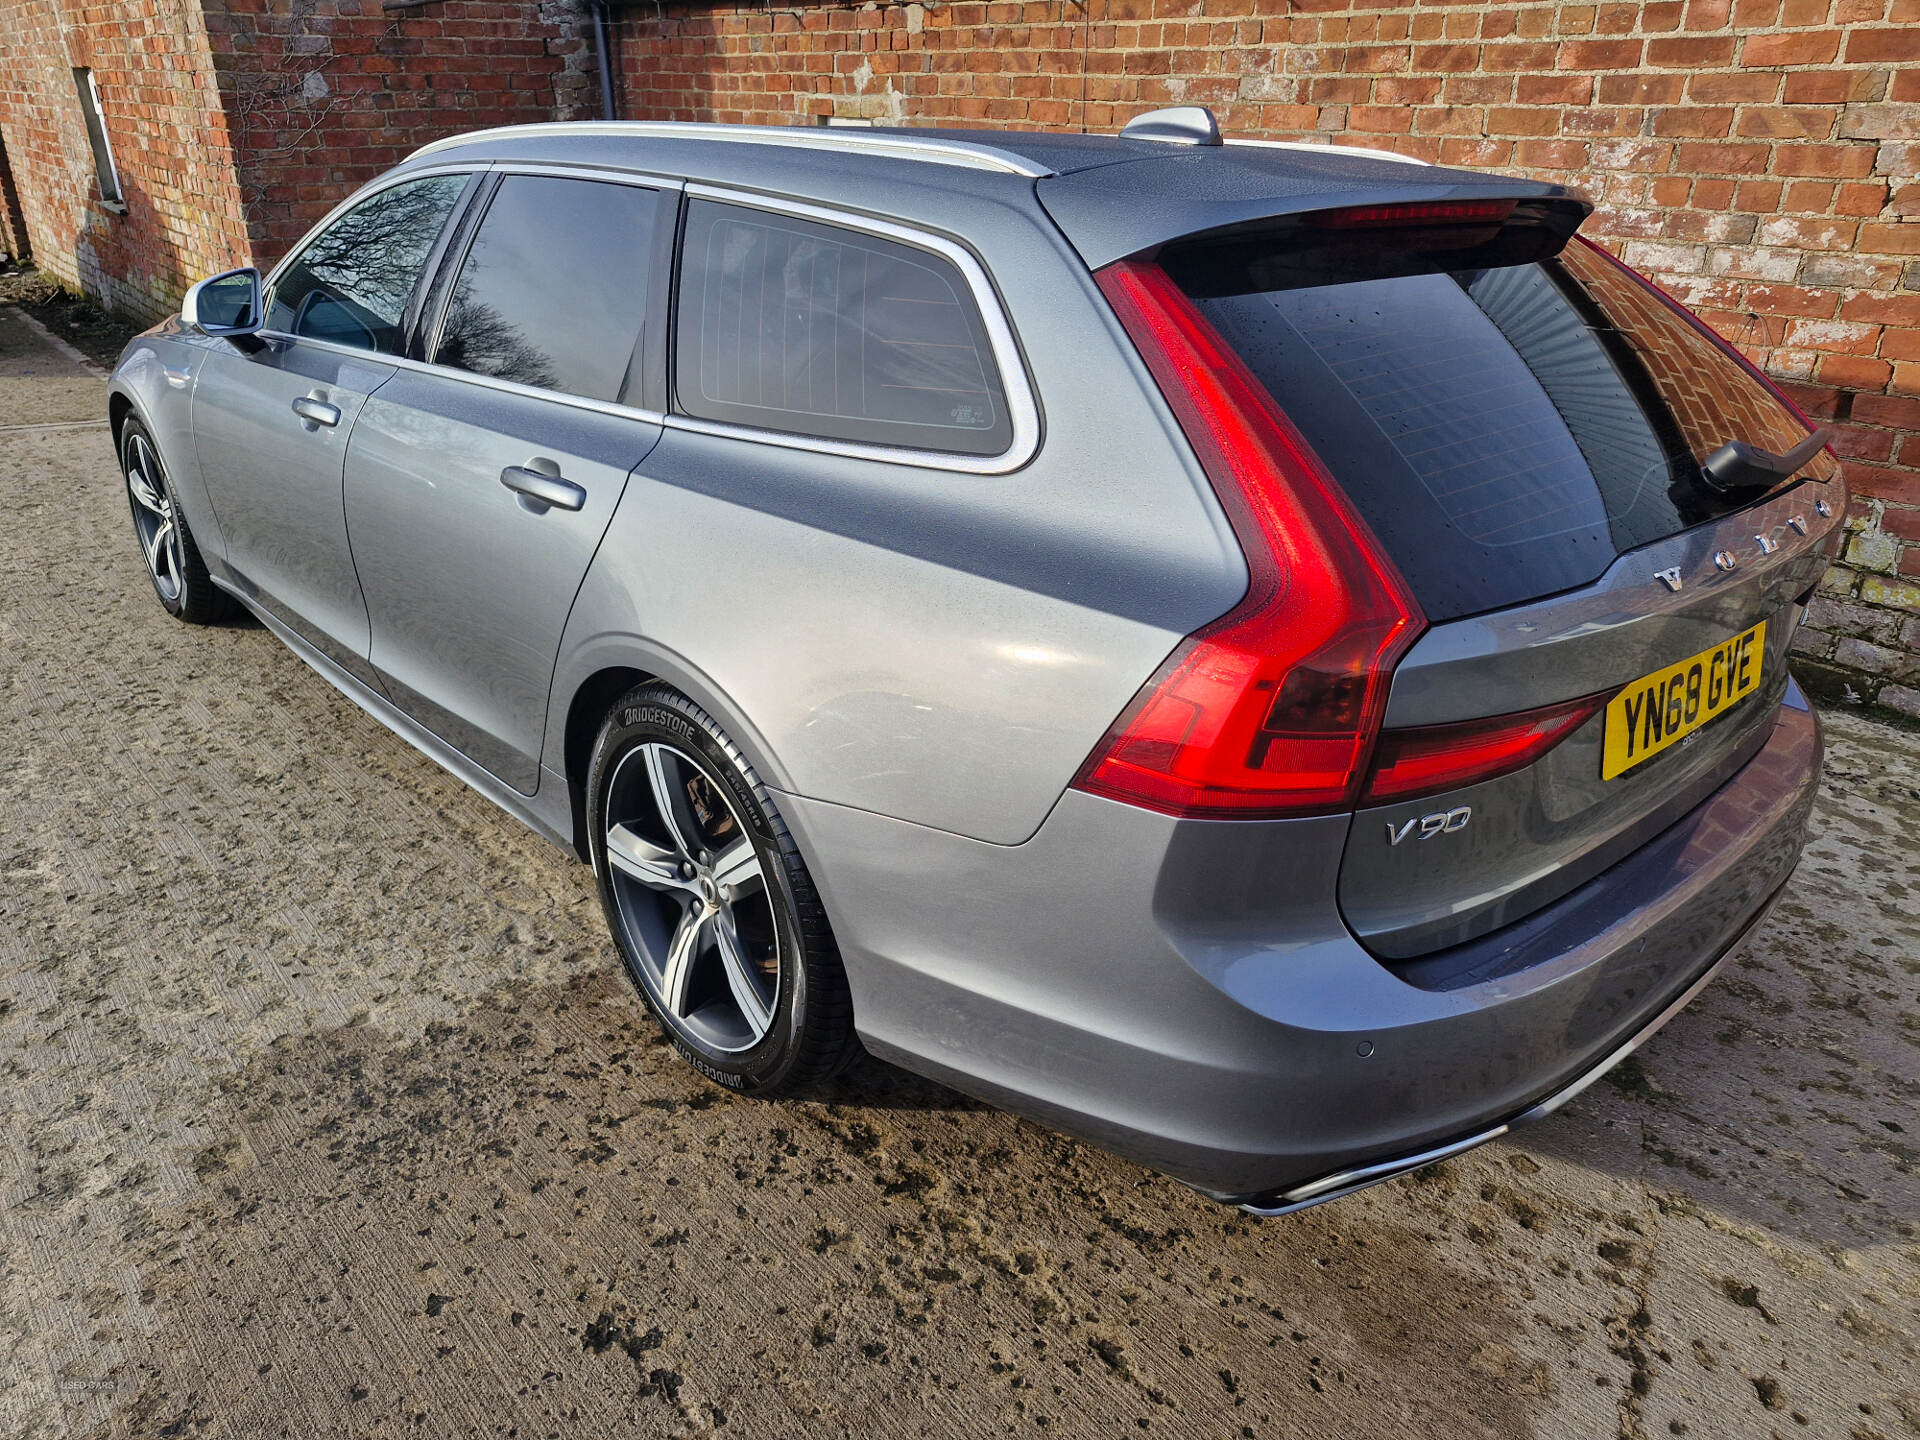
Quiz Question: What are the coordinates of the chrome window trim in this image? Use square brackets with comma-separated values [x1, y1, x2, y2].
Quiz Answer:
[257, 169, 1039, 475]
[408, 121, 1056, 179]
[243, 331, 676, 428]
[668, 183, 1040, 476]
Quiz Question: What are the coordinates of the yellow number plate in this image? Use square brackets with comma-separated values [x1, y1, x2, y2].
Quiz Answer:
[1602, 620, 1766, 781]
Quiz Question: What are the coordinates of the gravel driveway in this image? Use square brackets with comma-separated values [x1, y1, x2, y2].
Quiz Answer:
[2, 313, 1916, 1440]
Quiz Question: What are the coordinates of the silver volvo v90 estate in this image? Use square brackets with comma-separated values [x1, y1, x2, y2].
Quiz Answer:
[107, 107, 1842, 1215]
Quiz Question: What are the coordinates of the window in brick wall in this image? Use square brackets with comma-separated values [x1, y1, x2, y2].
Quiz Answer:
[70, 68, 123, 209]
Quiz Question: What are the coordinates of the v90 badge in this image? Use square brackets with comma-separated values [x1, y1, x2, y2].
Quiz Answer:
[1388, 806, 1472, 846]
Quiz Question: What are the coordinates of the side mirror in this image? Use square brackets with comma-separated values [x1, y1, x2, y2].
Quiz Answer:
[182, 267, 262, 337]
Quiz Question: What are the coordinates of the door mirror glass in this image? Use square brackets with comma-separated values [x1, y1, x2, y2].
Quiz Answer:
[182, 267, 261, 337]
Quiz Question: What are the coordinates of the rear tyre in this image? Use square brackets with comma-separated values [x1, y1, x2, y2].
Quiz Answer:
[586, 682, 857, 1095]
[120, 417, 234, 624]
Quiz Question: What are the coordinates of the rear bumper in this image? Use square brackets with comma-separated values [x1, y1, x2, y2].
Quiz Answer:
[779, 680, 1821, 1203]
[1238, 881, 1781, 1214]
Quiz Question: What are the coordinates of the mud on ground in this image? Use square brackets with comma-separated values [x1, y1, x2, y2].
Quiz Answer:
[0, 336, 1916, 1439]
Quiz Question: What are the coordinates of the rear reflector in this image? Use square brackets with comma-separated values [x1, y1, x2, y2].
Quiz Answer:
[1309, 199, 1517, 229]
[1073, 260, 1425, 820]
[1361, 693, 1610, 806]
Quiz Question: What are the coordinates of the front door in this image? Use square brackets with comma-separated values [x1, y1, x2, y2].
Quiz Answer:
[190, 171, 473, 684]
[343, 172, 672, 795]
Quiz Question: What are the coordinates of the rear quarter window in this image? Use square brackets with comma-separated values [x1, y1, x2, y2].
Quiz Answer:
[673, 200, 1014, 457]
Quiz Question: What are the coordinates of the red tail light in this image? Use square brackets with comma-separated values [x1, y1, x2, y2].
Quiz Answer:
[1072, 260, 1425, 820]
[1361, 693, 1610, 805]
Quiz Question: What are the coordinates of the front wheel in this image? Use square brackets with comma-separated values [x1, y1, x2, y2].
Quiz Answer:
[120, 417, 233, 623]
[586, 683, 857, 1094]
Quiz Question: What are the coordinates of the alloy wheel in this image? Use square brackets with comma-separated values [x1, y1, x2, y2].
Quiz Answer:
[124, 433, 184, 603]
[603, 742, 780, 1053]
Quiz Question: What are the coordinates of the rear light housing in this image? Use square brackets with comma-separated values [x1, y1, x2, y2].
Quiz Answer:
[1072, 260, 1425, 820]
[1361, 693, 1611, 805]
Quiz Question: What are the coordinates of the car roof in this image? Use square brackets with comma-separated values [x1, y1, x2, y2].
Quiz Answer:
[400, 121, 1579, 269]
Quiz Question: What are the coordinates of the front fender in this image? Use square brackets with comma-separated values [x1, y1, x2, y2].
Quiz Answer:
[109, 329, 224, 561]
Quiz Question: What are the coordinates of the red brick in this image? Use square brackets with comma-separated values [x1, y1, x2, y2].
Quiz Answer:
[1880, 502, 1920, 540]
[1832, 426, 1898, 462]
[1845, 28, 1920, 64]
[1847, 462, 1920, 503]
[1652, 107, 1734, 137]
[1742, 29, 1842, 65]
[1675, 141, 1774, 171]
[1855, 393, 1920, 429]
[1747, 284, 1839, 317]
[1785, 69, 1888, 104]
[1688, 71, 1783, 103]
[1820, 354, 1895, 388]
[1861, 223, 1920, 255]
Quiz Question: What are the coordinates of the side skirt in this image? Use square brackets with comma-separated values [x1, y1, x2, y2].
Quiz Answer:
[212, 576, 581, 858]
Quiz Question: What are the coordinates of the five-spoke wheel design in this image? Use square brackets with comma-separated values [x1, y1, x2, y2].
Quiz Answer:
[123, 430, 184, 604]
[603, 742, 780, 1053]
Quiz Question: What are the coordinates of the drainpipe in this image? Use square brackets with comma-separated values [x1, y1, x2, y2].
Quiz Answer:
[592, 1, 618, 121]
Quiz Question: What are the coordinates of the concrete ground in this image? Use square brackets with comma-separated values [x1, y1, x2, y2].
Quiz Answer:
[0, 315, 1914, 1440]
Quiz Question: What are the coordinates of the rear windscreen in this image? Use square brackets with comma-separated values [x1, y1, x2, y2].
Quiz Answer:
[1167, 239, 1834, 621]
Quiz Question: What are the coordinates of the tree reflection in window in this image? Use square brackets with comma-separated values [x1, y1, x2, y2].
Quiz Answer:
[435, 290, 558, 391]
[266, 174, 468, 355]
[432, 175, 659, 405]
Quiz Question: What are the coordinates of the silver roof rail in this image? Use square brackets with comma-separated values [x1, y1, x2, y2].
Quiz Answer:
[408, 121, 1056, 178]
[1225, 137, 1434, 167]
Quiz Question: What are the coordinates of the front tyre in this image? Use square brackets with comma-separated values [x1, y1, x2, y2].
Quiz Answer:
[587, 683, 856, 1095]
[120, 417, 233, 623]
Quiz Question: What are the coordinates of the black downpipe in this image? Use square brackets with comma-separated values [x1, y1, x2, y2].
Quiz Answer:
[592, 2, 618, 121]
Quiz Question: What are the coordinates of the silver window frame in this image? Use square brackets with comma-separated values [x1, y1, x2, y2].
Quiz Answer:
[258, 166, 1041, 476]
[72, 68, 125, 207]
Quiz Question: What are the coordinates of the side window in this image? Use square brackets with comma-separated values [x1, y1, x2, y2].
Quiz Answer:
[266, 173, 468, 355]
[433, 175, 660, 404]
[674, 199, 1014, 457]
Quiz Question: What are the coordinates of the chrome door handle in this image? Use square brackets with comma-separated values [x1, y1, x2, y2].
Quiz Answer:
[500, 464, 586, 513]
[291, 395, 341, 428]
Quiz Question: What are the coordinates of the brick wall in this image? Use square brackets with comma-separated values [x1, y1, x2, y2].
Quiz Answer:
[613, 0, 1920, 708]
[0, 0, 600, 317]
[200, 0, 600, 257]
[0, 0, 253, 321]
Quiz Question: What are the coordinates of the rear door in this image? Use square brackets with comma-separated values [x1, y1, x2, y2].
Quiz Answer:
[1158, 219, 1844, 961]
[192, 171, 474, 686]
[342, 171, 674, 795]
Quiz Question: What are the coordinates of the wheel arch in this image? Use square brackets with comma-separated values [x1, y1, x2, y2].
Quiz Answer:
[561, 664, 653, 862]
[107, 390, 135, 452]
[553, 642, 800, 863]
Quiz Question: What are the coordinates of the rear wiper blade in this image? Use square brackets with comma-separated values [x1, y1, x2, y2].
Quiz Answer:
[1700, 426, 1833, 494]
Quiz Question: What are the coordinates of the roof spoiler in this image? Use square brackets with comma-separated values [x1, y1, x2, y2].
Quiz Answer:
[1157, 195, 1594, 298]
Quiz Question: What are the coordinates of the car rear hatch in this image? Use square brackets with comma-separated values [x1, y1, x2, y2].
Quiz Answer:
[1052, 156, 1844, 969]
